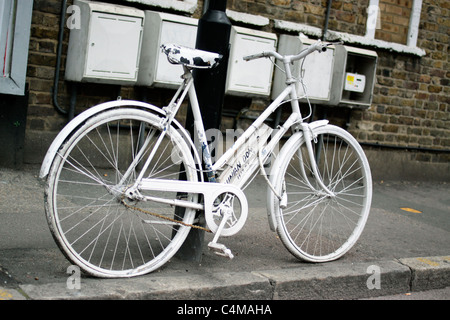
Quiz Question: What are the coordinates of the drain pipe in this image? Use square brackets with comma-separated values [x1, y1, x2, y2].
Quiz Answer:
[53, 0, 77, 120]
[322, 0, 332, 40]
[53, 0, 68, 115]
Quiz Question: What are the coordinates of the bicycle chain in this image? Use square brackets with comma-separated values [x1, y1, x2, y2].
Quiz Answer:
[121, 198, 212, 233]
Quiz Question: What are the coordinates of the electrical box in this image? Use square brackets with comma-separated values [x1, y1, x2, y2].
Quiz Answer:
[65, 0, 145, 85]
[297, 38, 336, 104]
[272, 36, 336, 104]
[272, 36, 377, 109]
[137, 11, 198, 88]
[331, 46, 378, 108]
[226, 26, 277, 97]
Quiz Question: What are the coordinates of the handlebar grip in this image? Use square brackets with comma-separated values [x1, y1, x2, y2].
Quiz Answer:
[316, 40, 344, 53]
[243, 52, 265, 61]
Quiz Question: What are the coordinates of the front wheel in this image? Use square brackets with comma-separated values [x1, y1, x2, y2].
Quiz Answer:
[274, 125, 372, 262]
[45, 108, 199, 277]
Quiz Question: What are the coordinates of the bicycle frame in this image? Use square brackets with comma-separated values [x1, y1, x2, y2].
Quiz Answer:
[115, 43, 341, 231]
[185, 53, 334, 197]
[129, 54, 334, 204]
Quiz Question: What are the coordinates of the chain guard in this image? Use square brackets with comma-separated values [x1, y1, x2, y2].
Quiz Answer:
[137, 178, 248, 236]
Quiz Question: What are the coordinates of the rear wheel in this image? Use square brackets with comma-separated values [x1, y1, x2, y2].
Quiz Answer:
[45, 108, 199, 277]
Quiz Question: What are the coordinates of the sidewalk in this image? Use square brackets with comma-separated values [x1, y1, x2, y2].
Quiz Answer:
[0, 165, 449, 300]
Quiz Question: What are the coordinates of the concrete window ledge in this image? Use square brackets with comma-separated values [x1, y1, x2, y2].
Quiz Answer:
[226, 10, 270, 27]
[274, 19, 426, 57]
[123, 0, 198, 14]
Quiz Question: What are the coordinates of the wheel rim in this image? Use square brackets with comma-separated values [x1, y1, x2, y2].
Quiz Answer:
[278, 127, 372, 262]
[46, 110, 198, 277]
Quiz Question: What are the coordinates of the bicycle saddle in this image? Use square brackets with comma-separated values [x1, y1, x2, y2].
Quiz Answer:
[161, 44, 222, 69]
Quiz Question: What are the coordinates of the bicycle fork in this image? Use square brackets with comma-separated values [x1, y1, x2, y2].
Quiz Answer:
[297, 122, 335, 198]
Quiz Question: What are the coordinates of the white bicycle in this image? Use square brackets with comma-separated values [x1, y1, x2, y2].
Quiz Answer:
[40, 40, 372, 278]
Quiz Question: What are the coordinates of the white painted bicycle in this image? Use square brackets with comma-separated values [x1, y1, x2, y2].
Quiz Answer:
[40, 40, 372, 278]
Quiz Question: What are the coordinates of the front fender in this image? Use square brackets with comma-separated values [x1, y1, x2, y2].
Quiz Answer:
[39, 100, 197, 179]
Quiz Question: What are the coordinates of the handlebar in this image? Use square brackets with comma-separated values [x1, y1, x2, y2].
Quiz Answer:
[243, 40, 343, 63]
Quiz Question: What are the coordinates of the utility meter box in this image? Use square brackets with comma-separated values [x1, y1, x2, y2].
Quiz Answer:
[272, 36, 337, 104]
[344, 73, 366, 93]
[65, 0, 145, 85]
[297, 38, 337, 104]
[137, 11, 198, 88]
[226, 26, 277, 97]
[331, 46, 378, 108]
[273, 36, 377, 109]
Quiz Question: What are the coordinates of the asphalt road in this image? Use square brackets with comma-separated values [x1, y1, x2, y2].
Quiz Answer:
[0, 165, 448, 299]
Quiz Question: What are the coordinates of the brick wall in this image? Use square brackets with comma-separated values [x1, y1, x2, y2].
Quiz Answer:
[28, 0, 65, 132]
[25, 0, 449, 178]
[349, 0, 449, 166]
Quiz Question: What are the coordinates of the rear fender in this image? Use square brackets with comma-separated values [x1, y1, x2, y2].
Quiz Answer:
[39, 100, 201, 180]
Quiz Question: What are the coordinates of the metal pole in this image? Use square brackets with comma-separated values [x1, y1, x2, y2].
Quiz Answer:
[176, 0, 231, 262]
[192, 0, 231, 133]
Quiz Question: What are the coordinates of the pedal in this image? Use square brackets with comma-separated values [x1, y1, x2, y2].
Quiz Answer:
[208, 242, 234, 259]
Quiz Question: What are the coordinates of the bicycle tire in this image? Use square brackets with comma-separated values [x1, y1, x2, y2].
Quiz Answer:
[273, 124, 372, 262]
[45, 108, 199, 277]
